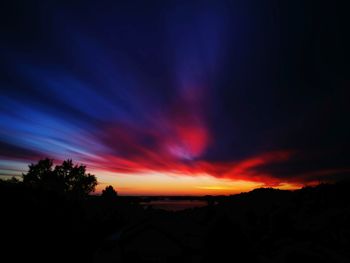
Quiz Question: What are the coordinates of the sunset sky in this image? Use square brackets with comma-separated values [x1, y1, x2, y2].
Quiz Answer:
[0, 1, 349, 195]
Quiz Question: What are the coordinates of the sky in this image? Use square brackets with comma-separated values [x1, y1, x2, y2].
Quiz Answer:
[0, 0, 349, 195]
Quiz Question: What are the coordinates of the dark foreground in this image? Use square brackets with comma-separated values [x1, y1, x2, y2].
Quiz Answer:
[2, 181, 350, 263]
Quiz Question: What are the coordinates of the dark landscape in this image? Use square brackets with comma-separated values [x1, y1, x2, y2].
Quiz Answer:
[2, 159, 350, 262]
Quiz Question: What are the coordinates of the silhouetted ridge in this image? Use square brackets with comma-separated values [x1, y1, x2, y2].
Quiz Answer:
[2, 175, 350, 263]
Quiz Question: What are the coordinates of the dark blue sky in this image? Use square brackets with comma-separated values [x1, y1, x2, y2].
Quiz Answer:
[0, 0, 349, 191]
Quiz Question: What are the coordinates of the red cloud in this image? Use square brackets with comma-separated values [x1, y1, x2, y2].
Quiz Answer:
[85, 143, 296, 187]
[76, 101, 307, 188]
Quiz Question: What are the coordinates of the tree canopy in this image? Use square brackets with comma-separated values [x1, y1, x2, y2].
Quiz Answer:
[101, 185, 118, 199]
[22, 158, 97, 198]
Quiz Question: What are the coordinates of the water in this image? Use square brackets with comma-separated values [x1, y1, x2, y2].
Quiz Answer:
[141, 199, 208, 211]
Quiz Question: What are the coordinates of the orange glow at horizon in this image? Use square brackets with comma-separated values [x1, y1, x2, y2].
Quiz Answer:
[94, 170, 301, 196]
[84, 150, 305, 195]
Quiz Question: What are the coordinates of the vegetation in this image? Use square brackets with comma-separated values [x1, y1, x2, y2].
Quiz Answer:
[101, 185, 118, 199]
[22, 158, 97, 198]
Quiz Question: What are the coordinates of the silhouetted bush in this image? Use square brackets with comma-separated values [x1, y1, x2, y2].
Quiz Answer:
[101, 185, 118, 200]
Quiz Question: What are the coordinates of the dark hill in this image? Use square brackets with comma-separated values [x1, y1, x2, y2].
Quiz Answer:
[1, 180, 350, 262]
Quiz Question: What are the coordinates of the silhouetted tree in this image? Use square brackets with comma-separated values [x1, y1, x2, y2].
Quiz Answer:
[23, 158, 53, 185]
[7, 176, 20, 184]
[101, 185, 118, 199]
[22, 158, 97, 198]
[0, 176, 20, 184]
